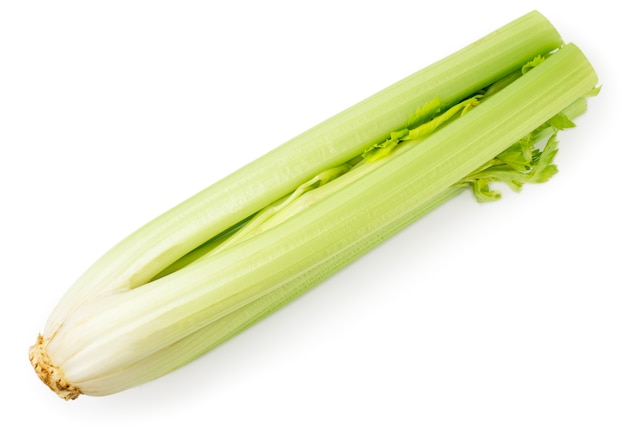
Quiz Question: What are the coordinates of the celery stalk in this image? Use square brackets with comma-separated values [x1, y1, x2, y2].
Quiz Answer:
[30, 12, 598, 400]
[42, 11, 562, 336]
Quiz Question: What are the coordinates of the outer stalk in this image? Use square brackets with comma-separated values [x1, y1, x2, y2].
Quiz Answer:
[43, 11, 563, 337]
[35, 43, 597, 398]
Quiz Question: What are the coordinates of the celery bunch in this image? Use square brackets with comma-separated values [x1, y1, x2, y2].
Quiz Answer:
[29, 11, 598, 400]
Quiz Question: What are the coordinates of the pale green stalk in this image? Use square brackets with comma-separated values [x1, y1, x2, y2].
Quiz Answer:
[42, 11, 563, 338]
[34, 41, 597, 398]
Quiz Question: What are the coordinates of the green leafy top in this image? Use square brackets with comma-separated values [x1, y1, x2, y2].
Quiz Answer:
[362, 96, 482, 162]
[521, 54, 546, 74]
[455, 113, 574, 202]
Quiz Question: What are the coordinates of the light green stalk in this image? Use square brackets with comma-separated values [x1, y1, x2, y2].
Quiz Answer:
[30, 12, 598, 400]
[43, 11, 563, 337]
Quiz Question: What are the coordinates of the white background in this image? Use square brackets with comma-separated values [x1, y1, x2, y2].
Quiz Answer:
[1, 1, 624, 439]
